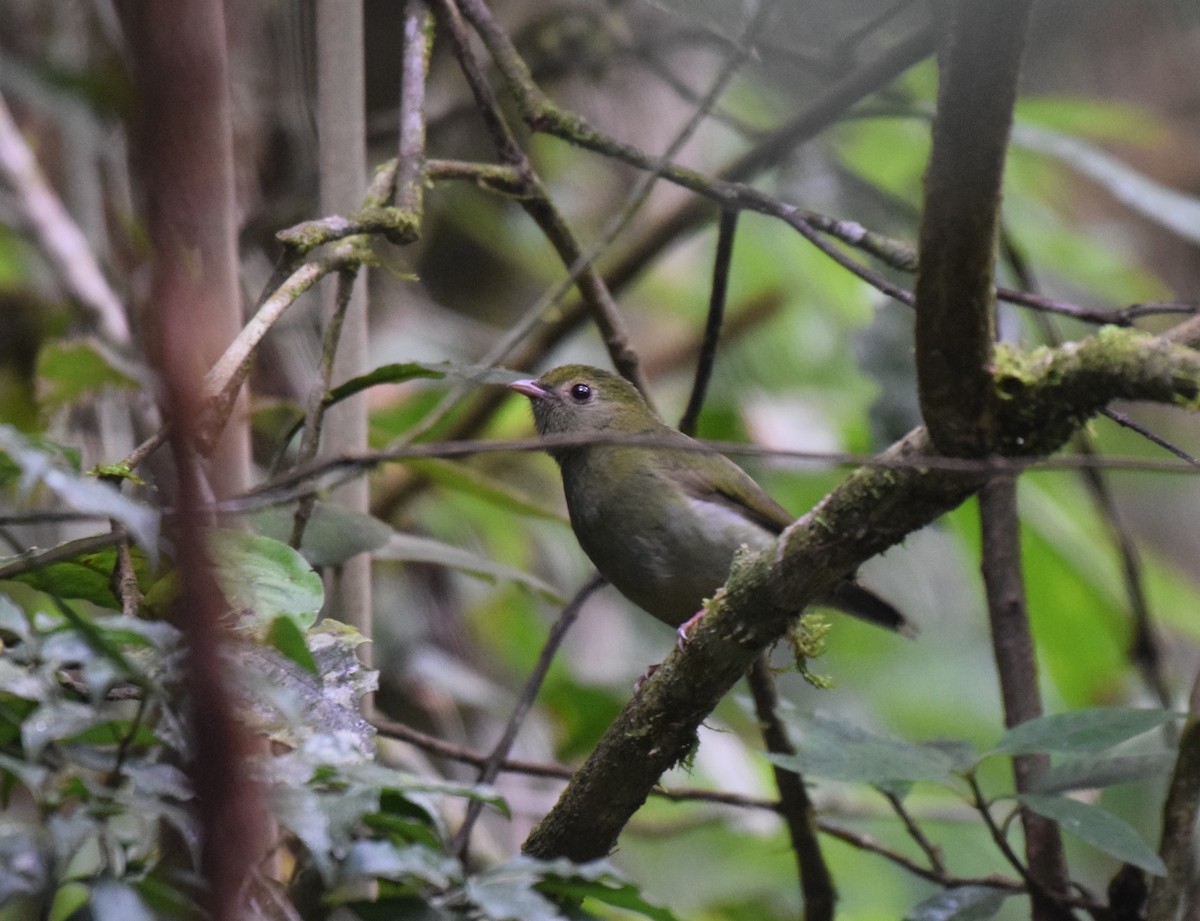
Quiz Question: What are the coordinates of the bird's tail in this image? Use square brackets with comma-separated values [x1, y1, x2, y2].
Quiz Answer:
[822, 581, 916, 637]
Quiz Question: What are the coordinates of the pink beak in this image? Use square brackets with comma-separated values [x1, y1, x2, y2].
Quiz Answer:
[508, 378, 550, 400]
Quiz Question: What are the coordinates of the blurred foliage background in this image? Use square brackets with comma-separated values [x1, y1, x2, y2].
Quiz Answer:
[1, 1, 1199, 919]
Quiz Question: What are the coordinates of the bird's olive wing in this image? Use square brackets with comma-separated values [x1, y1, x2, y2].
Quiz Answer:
[662, 445, 793, 535]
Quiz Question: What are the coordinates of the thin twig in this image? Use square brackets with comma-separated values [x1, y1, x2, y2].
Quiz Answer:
[289, 268, 359, 548]
[880, 788, 946, 875]
[967, 774, 1039, 892]
[1101, 408, 1200, 468]
[451, 574, 604, 860]
[199, 255, 354, 456]
[979, 477, 1072, 919]
[679, 209, 738, 436]
[747, 657, 836, 921]
[373, 711, 1032, 897]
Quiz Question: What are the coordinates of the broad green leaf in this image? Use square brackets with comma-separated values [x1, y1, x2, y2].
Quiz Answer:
[769, 713, 962, 785]
[22, 700, 104, 759]
[0, 658, 53, 700]
[340, 840, 457, 888]
[49, 882, 90, 921]
[1029, 751, 1176, 794]
[280, 361, 519, 449]
[991, 708, 1179, 756]
[88, 878, 156, 921]
[36, 338, 140, 412]
[328, 360, 519, 404]
[0, 826, 45, 902]
[130, 875, 204, 920]
[268, 614, 319, 675]
[267, 783, 335, 881]
[904, 885, 1010, 921]
[6, 546, 153, 609]
[408, 459, 564, 521]
[0, 594, 30, 642]
[0, 751, 50, 790]
[0, 425, 158, 554]
[466, 866, 564, 921]
[1016, 96, 1166, 146]
[208, 529, 324, 629]
[1012, 122, 1200, 245]
[252, 503, 392, 566]
[1018, 793, 1166, 876]
[538, 875, 679, 921]
[122, 761, 193, 801]
[493, 858, 679, 921]
[376, 533, 563, 603]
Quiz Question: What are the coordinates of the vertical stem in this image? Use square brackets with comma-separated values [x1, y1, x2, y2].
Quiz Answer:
[118, 2, 263, 916]
[397, 0, 433, 215]
[1146, 673, 1200, 921]
[914, 0, 1033, 454]
[119, 0, 250, 498]
[978, 477, 1072, 921]
[747, 656, 836, 921]
[316, 0, 373, 652]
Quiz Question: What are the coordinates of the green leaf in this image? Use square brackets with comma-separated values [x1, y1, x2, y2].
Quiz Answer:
[493, 858, 680, 921]
[268, 615, 319, 675]
[466, 866, 564, 921]
[267, 783, 336, 882]
[6, 546, 153, 609]
[1016, 96, 1166, 146]
[88, 878, 156, 921]
[1012, 122, 1200, 245]
[252, 502, 392, 567]
[0, 826, 45, 902]
[279, 361, 519, 450]
[904, 885, 1010, 921]
[0, 658, 54, 701]
[376, 533, 563, 603]
[409, 459, 564, 521]
[0, 425, 159, 554]
[1018, 794, 1166, 875]
[327, 360, 520, 406]
[1029, 751, 1177, 794]
[341, 840, 457, 888]
[0, 751, 50, 794]
[22, 700, 104, 758]
[991, 708, 1180, 756]
[35, 338, 140, 412]
[208, 529, 324, 629]
[539, 877, 679, 921]
[49, 881, 91, 921]
[768, 713, 962, 785]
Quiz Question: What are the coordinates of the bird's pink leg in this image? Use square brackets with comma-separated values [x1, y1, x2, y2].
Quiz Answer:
[676, 609, 705, 648]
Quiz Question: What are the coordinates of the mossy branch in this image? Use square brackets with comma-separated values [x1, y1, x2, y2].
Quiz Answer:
[522, 326, 1200, 862]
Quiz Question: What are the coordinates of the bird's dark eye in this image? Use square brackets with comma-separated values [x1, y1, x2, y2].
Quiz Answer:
[569, 382, 592, 403]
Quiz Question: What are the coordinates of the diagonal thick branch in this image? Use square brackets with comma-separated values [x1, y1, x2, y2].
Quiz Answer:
[522, 327, 1200, 862]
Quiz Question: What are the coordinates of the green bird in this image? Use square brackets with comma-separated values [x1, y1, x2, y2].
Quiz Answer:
[508, 364, 911, 640]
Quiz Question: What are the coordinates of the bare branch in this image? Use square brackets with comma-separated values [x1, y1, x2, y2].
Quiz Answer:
[0, 91, 129, 345]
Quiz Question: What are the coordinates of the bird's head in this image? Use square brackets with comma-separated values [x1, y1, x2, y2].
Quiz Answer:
[508, 364, 660, 437]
